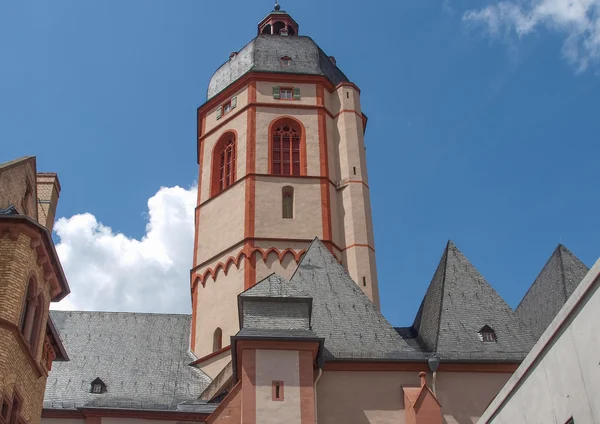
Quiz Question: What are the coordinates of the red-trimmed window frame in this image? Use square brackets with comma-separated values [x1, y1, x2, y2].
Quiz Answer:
[211, 133, 237, 197]
[272, 381, 284, 401]
[282, 187, 294, 219]
[271, 121, 302, 176]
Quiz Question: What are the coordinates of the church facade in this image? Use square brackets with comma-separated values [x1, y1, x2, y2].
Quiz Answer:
[0, 4, 593, 424]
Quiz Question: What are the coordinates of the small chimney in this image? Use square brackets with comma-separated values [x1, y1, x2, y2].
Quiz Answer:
[229, 52, 238, 60]
[36, 173, 61, 232]
[419, 371, 427, 388]
[329, 56, 337, 66]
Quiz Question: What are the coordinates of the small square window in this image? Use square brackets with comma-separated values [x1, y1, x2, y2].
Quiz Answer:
[91, 384, 102, 394]
[280, 89, 293, 100]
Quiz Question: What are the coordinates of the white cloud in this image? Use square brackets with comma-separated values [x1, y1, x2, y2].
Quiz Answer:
[463, 0, 600, 72]
[51, 184, 196, 314]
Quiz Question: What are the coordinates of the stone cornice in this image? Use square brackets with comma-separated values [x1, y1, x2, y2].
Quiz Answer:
[0, 215, 70, 302]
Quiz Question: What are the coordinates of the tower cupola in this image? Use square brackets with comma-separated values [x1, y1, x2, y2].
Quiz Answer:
[258, 2, 299, 36]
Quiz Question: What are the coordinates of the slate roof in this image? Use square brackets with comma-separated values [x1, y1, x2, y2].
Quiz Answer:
[43, 311, 215, 414]
[288, 239, 424, 361]
[516, 244, 589, 342]
[239, 274, 309, 299]
[411, 241, 535, 361]
[207, 35, 349, 99]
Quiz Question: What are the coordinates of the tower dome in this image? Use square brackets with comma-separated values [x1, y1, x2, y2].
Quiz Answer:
[207, 36, 349, 99]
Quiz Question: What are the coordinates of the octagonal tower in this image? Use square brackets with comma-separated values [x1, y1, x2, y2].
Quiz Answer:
[190, 4, 379, 376]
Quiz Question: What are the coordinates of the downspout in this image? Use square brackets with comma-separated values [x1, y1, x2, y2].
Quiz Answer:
[314, 368, 323, 423]
[427, 356, 440, 396]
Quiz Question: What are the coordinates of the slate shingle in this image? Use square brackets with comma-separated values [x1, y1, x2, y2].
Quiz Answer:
[207, 35, 349, 99]
[516, 244, 589, 341]
[43, 311, 214, 413]
[412, 241, 535, 361]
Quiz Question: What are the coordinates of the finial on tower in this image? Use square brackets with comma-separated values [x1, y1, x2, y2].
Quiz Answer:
[274, 0, 281, 11]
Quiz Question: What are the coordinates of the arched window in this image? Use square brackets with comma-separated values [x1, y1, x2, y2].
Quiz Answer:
[211, 133, 237, 197]
[478, 325, 497, 342]
[270, 119, 304, 176]
[213, 327, 223, 352]
[282, 187, 294, 219]
[20, 277, 43, 356]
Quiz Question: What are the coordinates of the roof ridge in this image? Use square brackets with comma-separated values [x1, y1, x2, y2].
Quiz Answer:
[433, 240, 452, 352]
[50, 310, 192, 318]
[515, 244, 564, 311]
[557, 245, 569, 301]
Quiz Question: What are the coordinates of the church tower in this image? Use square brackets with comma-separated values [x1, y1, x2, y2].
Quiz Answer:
[190, 4, 378, 374]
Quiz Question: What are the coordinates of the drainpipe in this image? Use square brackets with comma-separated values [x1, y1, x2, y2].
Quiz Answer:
[314, 368, 323, 423]
[427, 356, 440, 396]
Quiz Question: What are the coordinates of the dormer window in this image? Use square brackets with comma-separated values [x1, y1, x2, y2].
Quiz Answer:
[280, 56, 291, 66]
[478, 325, 497, 342]
[216, 96, 237, 120]
[90, 378, 107, 394]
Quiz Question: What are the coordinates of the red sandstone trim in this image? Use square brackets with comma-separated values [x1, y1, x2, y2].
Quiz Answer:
[198, 173, 368, 209]
[316, 90, 333, 247]
[342, 243, 376, 253]
[198, 74, 350, 115]
[241, 350, 257, 424]
[41, 408, 211, 422]
[193, 245, 311, 288]
[267, 116, 308, 176]
[332, 109, 364, 121]
[299, 350, 316, 423]
[243, 105, 257, 290]
[191, 345, 232, 366]
[271, 381, 284, 401]
[323, 361, 519, 373]
[207, 382, 241, 424]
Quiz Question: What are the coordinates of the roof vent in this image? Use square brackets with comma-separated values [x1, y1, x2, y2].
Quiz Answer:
[229, 52, 238, 60]
[90, 377, 107, 394]
[329, 56, 337, 66]
[478, 325, 497, 342]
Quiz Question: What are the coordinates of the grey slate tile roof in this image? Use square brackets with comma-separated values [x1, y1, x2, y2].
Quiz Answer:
[289, 239, 424, 361]
[207, 35, 349, 99]
[412, 241, 535, 361]
[516, 244, 589, 342]
[238, 274, 313, 333]
[239, 274, 309, 299]
[44, 311, 214, 413]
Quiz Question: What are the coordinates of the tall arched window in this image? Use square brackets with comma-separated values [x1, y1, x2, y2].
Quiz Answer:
[270, 118, 304, 176]
[282, 186, 294, 219]
[20, 277, 43, 356]
[211, 132, 237, 197]
[213, 327, 223, 352]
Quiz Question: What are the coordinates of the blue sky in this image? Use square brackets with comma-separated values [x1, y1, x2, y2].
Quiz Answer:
[1, 0, 599, 325]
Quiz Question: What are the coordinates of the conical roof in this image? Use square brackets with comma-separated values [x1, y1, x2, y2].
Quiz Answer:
[516, 244, 589, 341]
[412, 241, 535, 361]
